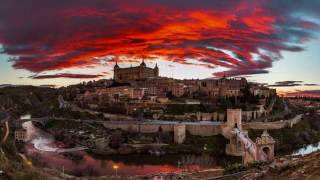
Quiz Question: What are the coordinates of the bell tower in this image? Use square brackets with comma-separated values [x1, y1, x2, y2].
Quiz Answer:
[114, 60, 120, 81]
[154, 63, 159, 76]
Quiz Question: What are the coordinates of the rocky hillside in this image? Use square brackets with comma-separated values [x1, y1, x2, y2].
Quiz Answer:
[240, 151, 320, 180]
[0, 86, 59, 117]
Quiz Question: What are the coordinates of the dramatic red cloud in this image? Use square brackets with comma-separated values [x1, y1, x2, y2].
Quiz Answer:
[31, 73, 105, 79]
[0, 0, 319, 77]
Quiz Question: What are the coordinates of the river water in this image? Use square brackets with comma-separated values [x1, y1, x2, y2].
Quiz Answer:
[22, 120, 233, 176]
[22, 118, 320, 177]
[292, 142, 320, 156]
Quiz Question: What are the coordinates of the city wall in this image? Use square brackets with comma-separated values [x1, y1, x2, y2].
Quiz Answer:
[102, 122, 221, 136]
[103, 115, 301, 137]
[243, 114, 302, 129]
[156, 108, 266, 122]
[243, 121, 288, 129]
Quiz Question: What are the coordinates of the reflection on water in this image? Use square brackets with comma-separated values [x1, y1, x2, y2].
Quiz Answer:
[23, 120, 232, 176]
[26, 147, 222, 177]
[292, 142, 320, 156]
[23, 121, 59, 152]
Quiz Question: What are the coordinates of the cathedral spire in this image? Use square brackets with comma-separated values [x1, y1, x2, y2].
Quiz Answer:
[114, 58, 119, 68]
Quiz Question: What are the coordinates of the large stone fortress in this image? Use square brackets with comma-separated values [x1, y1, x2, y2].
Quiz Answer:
[114, 60, 159, 82]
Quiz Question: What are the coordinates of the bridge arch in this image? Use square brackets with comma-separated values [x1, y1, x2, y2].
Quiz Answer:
[255, 130, 275, 162]
[261, 146, 272, 161]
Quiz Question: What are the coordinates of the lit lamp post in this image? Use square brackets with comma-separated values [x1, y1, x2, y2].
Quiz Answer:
[27, 160, 32, 167]
[112, 164, 119, 177]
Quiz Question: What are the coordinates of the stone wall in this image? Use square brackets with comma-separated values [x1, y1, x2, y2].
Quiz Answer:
[158, 109, 265, 122]
[102, 121, 222, 136]
[102, 114, 302, 139]
[243, 114, 302, 129]
[186, 124, 221, 136]
[243, 122, 287, 130]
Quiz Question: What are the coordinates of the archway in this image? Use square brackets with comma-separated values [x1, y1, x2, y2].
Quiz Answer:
[262, 146, 271, 160]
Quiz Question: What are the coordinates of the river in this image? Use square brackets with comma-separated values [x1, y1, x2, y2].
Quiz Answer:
[292, 142, 320, 156]
[22, 120, 234, 176]
[22, 118, 320, 177]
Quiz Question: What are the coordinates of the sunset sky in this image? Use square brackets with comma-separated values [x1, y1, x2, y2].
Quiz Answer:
[0, 0, 320, 96]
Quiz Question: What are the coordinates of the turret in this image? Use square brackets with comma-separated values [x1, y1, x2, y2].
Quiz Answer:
[140, 59, 146, 67]
[154, 63, 159, 76]
[114, 60, 119, 69]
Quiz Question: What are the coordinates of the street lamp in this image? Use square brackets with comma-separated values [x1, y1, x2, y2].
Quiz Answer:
[27, 160, 32, 167]
[112, 164, 119, 177]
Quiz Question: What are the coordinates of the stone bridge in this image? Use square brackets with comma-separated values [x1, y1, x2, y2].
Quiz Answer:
[223, 109, 275, 164]
[17, 117, 51, 126]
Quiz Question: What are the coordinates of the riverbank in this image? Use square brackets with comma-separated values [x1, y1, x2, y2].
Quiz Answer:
[133, 150, 320, 180]
[248, 113, 320, 154]
[238, 150, 320, 180]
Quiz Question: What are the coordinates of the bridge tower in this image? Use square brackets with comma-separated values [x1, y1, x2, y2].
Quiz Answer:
[225, 109, 244, 156]
[226, 109, 242, 130]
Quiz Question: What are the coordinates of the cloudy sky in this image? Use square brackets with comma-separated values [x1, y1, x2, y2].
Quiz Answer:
[0, 0, 320, 96]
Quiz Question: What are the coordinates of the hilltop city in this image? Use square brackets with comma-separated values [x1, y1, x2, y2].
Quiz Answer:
[73, 61, 276, 121]
[1, 61, 320, 179]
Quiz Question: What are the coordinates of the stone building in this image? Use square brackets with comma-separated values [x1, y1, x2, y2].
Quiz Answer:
[114, 60, 159, 82]
[171, 83, 185, 97]
[250, 84, 276, 98]
[138, 77, 175, 97]
[15, 129, 27, 142]
[198, 77, 247, 97]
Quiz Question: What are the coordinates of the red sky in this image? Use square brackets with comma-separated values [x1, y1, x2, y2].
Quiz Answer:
[0, 0, 319, 78]
[0, 0, 320, 96]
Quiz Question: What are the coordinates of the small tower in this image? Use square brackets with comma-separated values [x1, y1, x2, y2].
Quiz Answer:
[140, 59, 146, 67]
[114, 60, 120, 80]
[114, 60, 119, 69]
[154, 63, 159, 76]
[255, 130, 275, 161]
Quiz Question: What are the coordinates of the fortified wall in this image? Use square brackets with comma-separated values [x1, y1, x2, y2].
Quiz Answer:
[102, 121, 222, 138]
[152, 104, 267, 122]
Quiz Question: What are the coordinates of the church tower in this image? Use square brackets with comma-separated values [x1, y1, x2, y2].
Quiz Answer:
[114, 60, 120, 81]
[154, 63, 159, 76]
